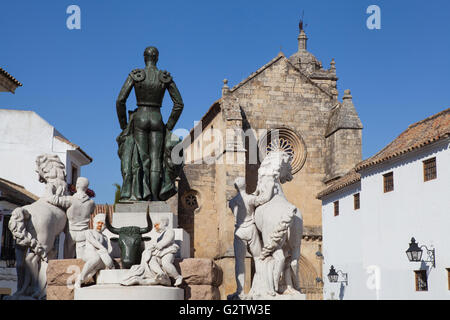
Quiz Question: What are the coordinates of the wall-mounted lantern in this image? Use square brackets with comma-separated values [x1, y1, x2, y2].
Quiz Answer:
[405, 237, 435, 268]
[327, 265, 348, 285]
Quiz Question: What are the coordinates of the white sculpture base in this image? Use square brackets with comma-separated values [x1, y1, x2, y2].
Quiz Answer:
[249, 291, 307, 300]
[74, 284, 184, 300]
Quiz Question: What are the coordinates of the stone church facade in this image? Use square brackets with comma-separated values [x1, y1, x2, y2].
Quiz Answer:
[177, 26, 363, 299]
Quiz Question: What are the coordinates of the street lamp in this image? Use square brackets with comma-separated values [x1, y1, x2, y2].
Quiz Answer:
[327, 265, 348, 285]
[405, 237, 435, 268]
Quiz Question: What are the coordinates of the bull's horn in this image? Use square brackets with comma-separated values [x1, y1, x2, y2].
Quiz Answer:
[139, 205, 152, 234]
[105, 204, 120, 235]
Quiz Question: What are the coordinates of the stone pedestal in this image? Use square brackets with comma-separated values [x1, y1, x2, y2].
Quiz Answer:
[114, 201, 178, 228]
[105, 201, 190, 259]
[75, 284, 184, 300]
[47, 258, 223, 300]
[46, 202, 222, 300]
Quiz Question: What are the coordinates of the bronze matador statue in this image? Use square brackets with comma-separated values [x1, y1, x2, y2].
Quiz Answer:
[116, 46, 184, 201]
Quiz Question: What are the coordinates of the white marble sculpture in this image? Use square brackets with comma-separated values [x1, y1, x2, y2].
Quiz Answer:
[227, 177, 272, 300]
[75, 214, 115, 288]
[6, 154, 69, 299]
[121, 216, 183, 287]
[45, 177, 95, 259]
[228, 151, 303, 300]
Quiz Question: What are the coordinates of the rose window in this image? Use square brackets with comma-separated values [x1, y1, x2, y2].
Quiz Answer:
[259, 128, 307, 174]
[182, 191, 200, 210]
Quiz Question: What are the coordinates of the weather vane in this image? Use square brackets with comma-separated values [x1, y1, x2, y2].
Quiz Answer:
[299, 10, 308, 31]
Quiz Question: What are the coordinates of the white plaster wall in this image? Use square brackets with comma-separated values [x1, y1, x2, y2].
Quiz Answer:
[0, 110, 81, 197]
[322, 140, 450, 299]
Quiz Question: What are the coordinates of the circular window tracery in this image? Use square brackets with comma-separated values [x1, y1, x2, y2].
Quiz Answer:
[182, 190, 200, 211]
[259, 128, 307, 174]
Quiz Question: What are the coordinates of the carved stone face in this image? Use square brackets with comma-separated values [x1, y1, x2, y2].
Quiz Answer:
[154, 219, 168, 233]
[76, 177, 89, 193]
[96, 221, 105, 232]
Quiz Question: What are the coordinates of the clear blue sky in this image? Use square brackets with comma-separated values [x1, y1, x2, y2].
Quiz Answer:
[1, 0, 449, 203]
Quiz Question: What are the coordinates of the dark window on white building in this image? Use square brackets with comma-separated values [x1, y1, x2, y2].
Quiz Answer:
[334, 201, 339, 216]
[354, 193, 360, 210]
[383, 172, 394, 193]
[423, 157, 437, 182]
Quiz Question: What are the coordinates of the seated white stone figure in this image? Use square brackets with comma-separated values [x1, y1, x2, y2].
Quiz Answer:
[75, 213, 115, 288]
[121, 217, 183, 287]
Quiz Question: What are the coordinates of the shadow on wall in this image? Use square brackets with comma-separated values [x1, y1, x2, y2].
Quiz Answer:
[339, 282, 345, 300]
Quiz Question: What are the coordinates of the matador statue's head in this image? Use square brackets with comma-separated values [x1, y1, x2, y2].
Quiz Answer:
[144, 46, 159, 66]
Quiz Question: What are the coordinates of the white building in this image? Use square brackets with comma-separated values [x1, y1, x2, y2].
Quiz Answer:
[0, 109, 92, 196]
[0, 108, 92, 296]
[318, 108, 450, 300]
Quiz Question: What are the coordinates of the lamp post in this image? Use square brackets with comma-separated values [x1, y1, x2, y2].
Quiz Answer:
[405, 237, 435, 268]
[327, 265, 348, 285]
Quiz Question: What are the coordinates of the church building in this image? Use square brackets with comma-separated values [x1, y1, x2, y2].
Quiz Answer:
[177, 24, 363, 299]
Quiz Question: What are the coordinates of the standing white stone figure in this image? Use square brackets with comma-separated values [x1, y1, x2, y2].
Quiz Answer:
[45, 177, 95, 259]
[75, 213, 115, 288]
[121, 217, 183, 287]
[228, 151, 304, 300]
[227, 177, 273, 300]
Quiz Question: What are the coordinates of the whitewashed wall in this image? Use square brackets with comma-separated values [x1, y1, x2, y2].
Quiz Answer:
[322, 140, 450, 299]
[0, 110, 86, 197]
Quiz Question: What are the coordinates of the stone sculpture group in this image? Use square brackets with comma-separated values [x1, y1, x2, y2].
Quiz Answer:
[228, 151, 304, 300]
[5, 153, 182, 300]
[5, 154, 108, 299]
[3, 44, 304, 301]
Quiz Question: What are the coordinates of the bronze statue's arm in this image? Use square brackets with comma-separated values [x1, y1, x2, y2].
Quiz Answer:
[165, 80, 184, 131]
[116, 75, 134, 130]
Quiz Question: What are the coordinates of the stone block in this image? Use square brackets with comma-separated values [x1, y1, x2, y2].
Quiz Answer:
[111, 210, 178, 229]
[185, 285, 220, 300]
[114, 201, 171, 213]
[47, 259, 88, 286]
[175, 258, 222, 286]
[47, 285, 74, 300]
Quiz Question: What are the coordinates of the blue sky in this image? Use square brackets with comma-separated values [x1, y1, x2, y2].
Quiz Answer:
[1, 0, 449, 203]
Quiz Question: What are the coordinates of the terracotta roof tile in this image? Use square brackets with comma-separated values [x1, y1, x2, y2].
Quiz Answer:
[317, 107, 449, 199]
[0, 67, 22, 87]
[316, 169, 361, 199]
[0, 177, 38, 204]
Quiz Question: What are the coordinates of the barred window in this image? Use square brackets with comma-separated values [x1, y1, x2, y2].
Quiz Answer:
[334, 201, 339, 216]
[415, 270, 428, 291]
[354, 193, 360, 210]
[423, 157, 437, 182]
[383, 172, 394, 193]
